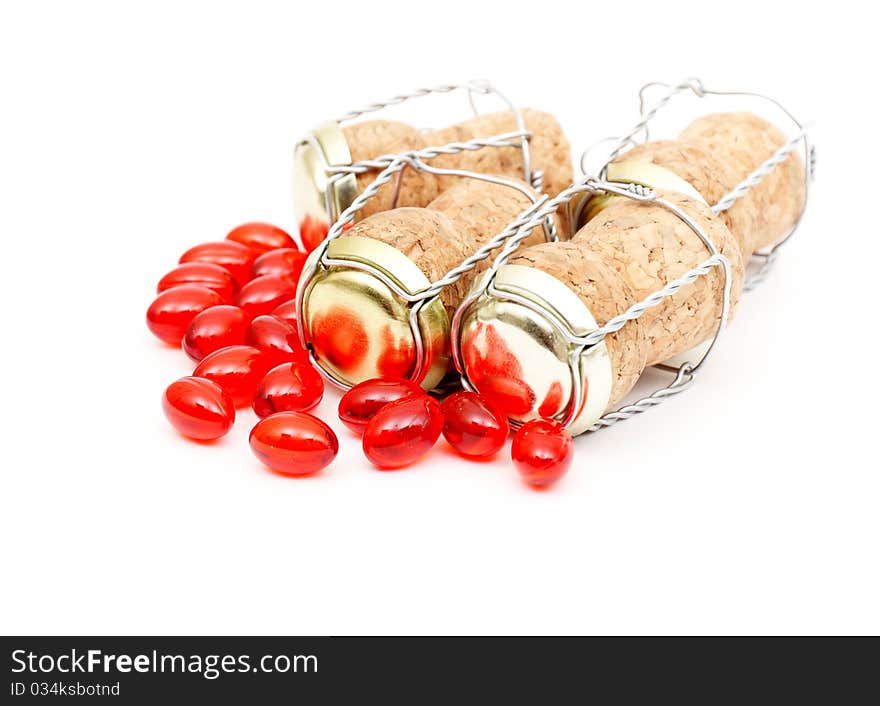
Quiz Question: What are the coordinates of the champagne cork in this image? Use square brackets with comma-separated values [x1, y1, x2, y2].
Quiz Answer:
[509, 191, 741, 403]
[457, 110, 805, 434]
[294, 109, 573, 238]
[299, 179, 553, 390]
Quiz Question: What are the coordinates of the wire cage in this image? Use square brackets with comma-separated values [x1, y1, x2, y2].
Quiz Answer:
[450, 78, 815, 433]
[294, 81, 562, 390]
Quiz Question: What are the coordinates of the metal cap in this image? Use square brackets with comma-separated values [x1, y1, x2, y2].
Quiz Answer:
[298, 235, 450, 390]
[572, 160, 708, 230]
[457, 264, 613, 436]
[292, 121, 358, 236]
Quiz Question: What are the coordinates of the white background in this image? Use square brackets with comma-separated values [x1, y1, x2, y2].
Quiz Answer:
[1, 0, 877, 636]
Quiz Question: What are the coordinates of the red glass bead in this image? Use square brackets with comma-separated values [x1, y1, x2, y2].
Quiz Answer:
[338, 378, 425, 434]
[236, 275, 298, 319]
[299, 214, 329, 253]
[162, 376, 235, 440]
[250, 248, 307, 283]
[250, 412, 338, 476]
[511, 420, 574, 488]
[179, 241, 256, 287]
[441, 391, 509, 460]
[245, 314, 309, 366]
[271, 299, 299, 327]
[253, 362, 324, 417]
[362, 395, 443, 469]
[146, 285, 224, 345]
[226, 222, 295, 255]
[182, 305, 250, 362]
[192, 345, 270, 407]
[157, 262, 237, 303]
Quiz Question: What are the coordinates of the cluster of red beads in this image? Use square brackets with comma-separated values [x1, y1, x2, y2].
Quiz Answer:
[148, 221, 574, 487]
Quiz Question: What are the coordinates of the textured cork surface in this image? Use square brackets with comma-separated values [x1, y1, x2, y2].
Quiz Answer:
[508, 242, 647, 406]
[574, 190, 744, 367]
[341, 110, 572, 231]
[425, 109, 573, 205]
[343, 120, 439, 220]
[616, 140, 756, 255]
[344, 207, 467, 316]
[680, 112, 805, 252]
[345, 180, 550, 318]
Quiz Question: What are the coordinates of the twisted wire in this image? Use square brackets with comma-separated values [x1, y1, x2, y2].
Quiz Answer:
[325, 131, 529, 175]
[428, 197, 551, 295]
[578, 254, 728, 347]
[712, 127, 809, 214]
[604, 79, 700, 165]
[743, 250, 779, 292]
[334, 82, 491, 124]
[586, 366, 694, 431]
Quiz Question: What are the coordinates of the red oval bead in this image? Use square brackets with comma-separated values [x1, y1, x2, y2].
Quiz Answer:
[226, 222, 295, 254]
[236, 275, 298, 319]
[179, 241, 256, 287]
[182, 305, 250, 362]
[253, 362, 324, 417]
[299, 214, 329, 253]
[362, 395, 443, 469]
[271, 299, 299, 327]
[192, 345, 270, 407]
[245, 314, 309, 366]
[441, 391, 509, 460]
[250, 248, 307, 282]
[162, 376, 235, 440]
[511, 420, 574, 488]
[146, 285, 224, 345]
[157, 262, 237, 302]
[250, 412, 338, 476]
[338, 378, 425, 434]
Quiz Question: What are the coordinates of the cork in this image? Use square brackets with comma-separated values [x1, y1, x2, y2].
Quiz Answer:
[342, 120, 440, 220]
[344, 179, 551, 317]
[573, 190, 744, 367]
[508, 242, 647, 406]
[680, 112, 805, 252]
[425, 109, 573, 204]
[490, 112, 804, 420]
[614, 140, 757, 256]
[340, 111, 572, 227]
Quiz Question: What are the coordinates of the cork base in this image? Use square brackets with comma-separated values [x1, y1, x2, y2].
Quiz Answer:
[680, 112, 806, 253]
[573, 190, 744, 366]
[426, 109, 573, 204]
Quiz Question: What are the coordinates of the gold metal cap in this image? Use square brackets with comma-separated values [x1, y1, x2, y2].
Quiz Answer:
[456, 265, 613, 436]
[299, 235, 450, 390]
[571, 160, 708, 231]
[292, 121, 358, 236]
